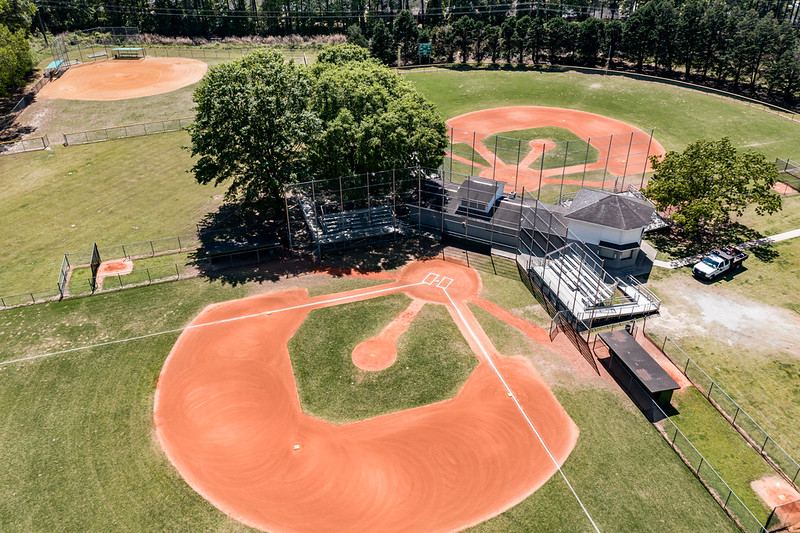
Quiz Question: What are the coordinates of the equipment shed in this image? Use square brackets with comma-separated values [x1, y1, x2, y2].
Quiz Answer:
[598, 330, 679, 407]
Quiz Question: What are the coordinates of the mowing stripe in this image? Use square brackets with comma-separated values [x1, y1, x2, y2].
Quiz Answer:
[442, 288, 601, 533]
[0, 281, 422, 366]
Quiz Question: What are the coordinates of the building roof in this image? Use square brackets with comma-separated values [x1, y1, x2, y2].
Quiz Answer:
[564, 189, 654, 230]
[457, 177, 504, 207]
[598, 330, 679, 394]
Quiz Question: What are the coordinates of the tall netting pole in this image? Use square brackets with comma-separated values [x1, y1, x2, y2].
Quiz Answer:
[601, 134, 613, 191]
[537, 142, 546, 201]
[492, 136, 499, 181]
[559, 139, 570, 200]
[449, 126, 454, 182]
[338, 174, 345, 226]
[621, 132, 634, 190]
[470, 131, 477, 176]
[515, 139, 522, 191]
[284, 188, 293, 250]
[640, 129, 654, 189]
[582, 137, 591, 188]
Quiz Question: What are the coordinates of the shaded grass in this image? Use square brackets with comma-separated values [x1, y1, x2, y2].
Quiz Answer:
[288, 297, 477, 424]
[667, 388, 773, 522]
[407, 68, 800, 161]
[0, 132, 222, 295]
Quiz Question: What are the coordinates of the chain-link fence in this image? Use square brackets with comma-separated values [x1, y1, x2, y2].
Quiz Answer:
[588, 325, 770, 533]
[643, 322, 800, 492]
[0, 135, 50, 155]
[62, 117, 193, 146]
[443, 126, 656, 203]
[774, 158, 800, 195]
[145, 46, 308, 64]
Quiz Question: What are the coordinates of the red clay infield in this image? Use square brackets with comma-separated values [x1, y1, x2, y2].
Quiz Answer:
[447, 106, 666, 191]
[37, 57, 207, 101]
[154, 259, 579, 532]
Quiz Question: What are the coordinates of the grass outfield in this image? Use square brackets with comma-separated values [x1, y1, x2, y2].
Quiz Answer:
[0, 265, 739, 532]
[0, 132, 222, 295]
[406, 68, 800, 160]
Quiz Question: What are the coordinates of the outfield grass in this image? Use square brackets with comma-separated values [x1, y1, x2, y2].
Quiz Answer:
[288, 296, 477, 424]
[668, 388, 773, 522]
[407, 68, 800, 160]
[0, 132, 222, 296]
[466, 304, 738, 532]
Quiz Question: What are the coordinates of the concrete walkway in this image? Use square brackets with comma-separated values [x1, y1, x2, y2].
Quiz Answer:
[652, 228, 800, 269]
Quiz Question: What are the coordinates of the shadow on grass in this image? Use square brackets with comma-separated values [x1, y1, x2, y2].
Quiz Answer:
[648, 223, 780, 263]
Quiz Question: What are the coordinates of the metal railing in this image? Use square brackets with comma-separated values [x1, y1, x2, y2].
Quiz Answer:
[643, 321, 800, 491]
[62, 117, 194, 146]
[0, 135, 50, 155]
[775, 158, 800, 194]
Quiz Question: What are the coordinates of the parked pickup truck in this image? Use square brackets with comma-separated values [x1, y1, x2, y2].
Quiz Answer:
[692, 246, 748, 280]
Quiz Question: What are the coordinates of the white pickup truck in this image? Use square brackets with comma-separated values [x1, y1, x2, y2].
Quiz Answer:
[692, 246, 748, 280]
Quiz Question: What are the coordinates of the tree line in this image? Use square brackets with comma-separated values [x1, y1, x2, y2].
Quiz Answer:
[0, 0, 35, 96]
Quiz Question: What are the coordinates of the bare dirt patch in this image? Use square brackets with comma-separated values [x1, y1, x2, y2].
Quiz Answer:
[38, 57, 207, 101]
[752, 475, 800, 531]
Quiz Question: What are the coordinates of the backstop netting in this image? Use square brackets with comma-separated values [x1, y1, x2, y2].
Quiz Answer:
[444, 126, 657, 204]
[48, 27, 141, 68]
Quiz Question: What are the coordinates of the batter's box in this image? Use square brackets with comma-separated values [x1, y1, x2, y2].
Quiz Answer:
[436, 277, 453, 290]
[422, 272, 440, 285]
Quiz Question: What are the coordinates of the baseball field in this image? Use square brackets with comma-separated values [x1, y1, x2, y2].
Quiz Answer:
[1, 51, 799, 531]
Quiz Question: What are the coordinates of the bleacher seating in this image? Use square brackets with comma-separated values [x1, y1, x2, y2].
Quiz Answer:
[544, 250, 615, 308]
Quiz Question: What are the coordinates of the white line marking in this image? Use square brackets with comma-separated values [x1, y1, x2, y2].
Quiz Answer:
[0, 281, 423, 366]
[441, 288, 601, 533]
[422, 272, 439, 285]
[437, 277, 453, 290]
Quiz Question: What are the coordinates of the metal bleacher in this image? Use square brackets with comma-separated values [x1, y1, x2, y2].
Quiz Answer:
[544, 249, 616, 308]
[299, 200, 407, 248]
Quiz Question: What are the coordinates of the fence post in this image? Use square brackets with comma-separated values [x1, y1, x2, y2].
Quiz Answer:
[122, 245, 127, 257]
[146, 268, 151, 283]
[733, 406, 740, 424]
[707, 381, 714, 399]
[724, 490, 732, 509]
[118, 274, 123, 288]
[175, 264, 180, 278]
[63, 132, 68, 146]
[684, 357, 691, 374]
[696, 456, 704, 474]
[1, 296, 5, 308]
[662, 335, 667, 352]
[177, 235, 182, 250]
[30, 293, 35, 303]
[762, 435, 770, 453]
[150, 240, 155, 256]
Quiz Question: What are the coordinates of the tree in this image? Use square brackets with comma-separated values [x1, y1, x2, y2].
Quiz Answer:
[308, 58, 448, 179]
[545, 17, 572, 64]
[576, 16, 603, 66]
[0, 0, 35, 96]
[188, 50, 319, 210]
[500, 17, 516, 64]
[315, 42, 370, 66]
[346, 24, 369, 49]
[393, 9, 419, 64]
[452, 16, 476, 63]
[484, 24, 501, 63]
[644, 138, 782, 236]
[370, 20, 395, 64]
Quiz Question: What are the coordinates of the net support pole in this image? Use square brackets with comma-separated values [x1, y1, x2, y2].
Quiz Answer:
[366, 172, 371, 224]
[621, 132, 634, 190]
[417, 168, 422, 234]
[515, 139, 522, 191]
[601, 134, 613, 191]
[493, 135, 498, 181]
[338, 174, 345, 226]
[284, 187, 293, 250]
[559, 140, 569, 200]
[582, 137, 591, 188]
[470, 131, 477, 176]
[449, 126, 454, 182]
[641, 129, 654, 189]
[537, 142, 546, 201]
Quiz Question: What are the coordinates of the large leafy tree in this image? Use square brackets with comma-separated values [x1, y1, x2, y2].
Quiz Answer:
[644, 138, 782, 236]
[0, 0, 35, 96]
[188, 50, 319, 209]
[393, 9, 419, 64]
[308, 58, 447, 180]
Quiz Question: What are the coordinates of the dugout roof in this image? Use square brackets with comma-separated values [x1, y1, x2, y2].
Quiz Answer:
[598, 330, 679, 394]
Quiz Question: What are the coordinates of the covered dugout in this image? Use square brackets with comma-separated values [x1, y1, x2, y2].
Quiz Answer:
[597, 330, 679, 409]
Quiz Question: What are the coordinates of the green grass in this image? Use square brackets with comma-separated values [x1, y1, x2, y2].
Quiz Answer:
[407, 68, 800, 160]
[288, 296, 477, 424]
[449, 141, 491, 167]
[733, 193, 800, 236]
[0, 132, 222, 295]
[474, 261, 551, 327]
[667, 388, 774, 522]
[481, 127, 599, 170]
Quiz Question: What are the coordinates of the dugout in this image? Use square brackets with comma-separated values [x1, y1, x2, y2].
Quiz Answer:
[202, 231, 281, 270]
[597, 330, 679, 408]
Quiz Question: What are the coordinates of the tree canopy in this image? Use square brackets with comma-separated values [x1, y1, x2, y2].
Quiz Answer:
[188, 45, 447, 210]
[644, 138, 782, 236]
[0, 0, 35, 96]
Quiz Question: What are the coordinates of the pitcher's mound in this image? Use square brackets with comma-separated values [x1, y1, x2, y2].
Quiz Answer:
[38, 57, 208, 101]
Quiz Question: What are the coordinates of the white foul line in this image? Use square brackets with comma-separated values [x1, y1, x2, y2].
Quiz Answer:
[0, 281, 423, 366]
[441, 288, 601, 533]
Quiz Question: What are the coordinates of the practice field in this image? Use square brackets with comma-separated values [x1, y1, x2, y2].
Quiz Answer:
[155, 259, 578, 531]
[37, 57, 208, 101]
[446, 106, 665, 192]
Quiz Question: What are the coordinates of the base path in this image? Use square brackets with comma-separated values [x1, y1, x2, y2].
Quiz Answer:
[447, 106, 666, 191]
[38, 57, 207, 101]
[154, 259, 579, 532]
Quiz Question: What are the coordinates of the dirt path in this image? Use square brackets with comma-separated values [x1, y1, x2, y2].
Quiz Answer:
[154, 259, 579, 532]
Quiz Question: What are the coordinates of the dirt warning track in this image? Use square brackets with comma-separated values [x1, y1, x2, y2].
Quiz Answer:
[154, 259, 578, 532]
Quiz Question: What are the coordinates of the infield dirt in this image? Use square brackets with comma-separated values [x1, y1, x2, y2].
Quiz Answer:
[154, 259, 579, 532]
